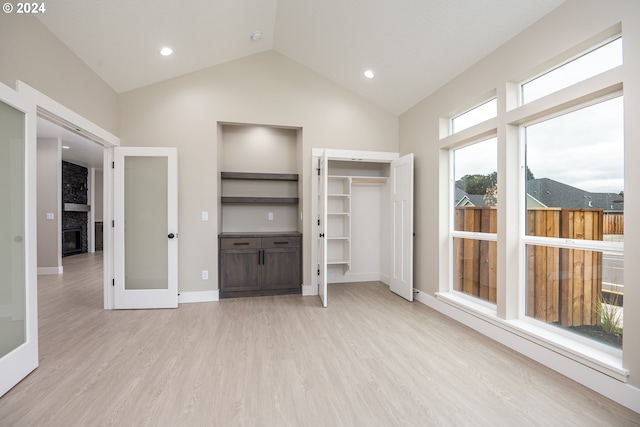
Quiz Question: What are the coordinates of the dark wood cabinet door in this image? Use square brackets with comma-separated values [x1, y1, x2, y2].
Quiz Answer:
[262, 247, 301, 289]
[219, 234, 301, 297]
[220, 249, 261, 292]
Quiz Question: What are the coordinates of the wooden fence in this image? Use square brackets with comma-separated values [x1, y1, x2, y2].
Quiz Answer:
[454, 207, 603, 327]
[604, 213, 624, 235]
[453, 207, 497, 304]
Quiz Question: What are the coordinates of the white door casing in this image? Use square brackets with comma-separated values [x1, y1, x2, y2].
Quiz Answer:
[113, 147, 178, 309]
[0, 82, 38, 397]
[389, 153, 414, 301]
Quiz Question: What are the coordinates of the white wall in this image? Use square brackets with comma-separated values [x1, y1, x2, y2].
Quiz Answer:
[119, 51, 399, 293]
[400, 0, 640, 401]
[0, 15, 118, 135]
[36, 138, 61, 273]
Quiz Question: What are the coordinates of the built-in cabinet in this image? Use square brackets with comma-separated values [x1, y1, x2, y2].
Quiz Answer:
[219, 233, 301, 298]
[218, 124, 303, 298]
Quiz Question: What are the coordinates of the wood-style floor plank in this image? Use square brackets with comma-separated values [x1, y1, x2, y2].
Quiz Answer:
[1, 252, 638, 426]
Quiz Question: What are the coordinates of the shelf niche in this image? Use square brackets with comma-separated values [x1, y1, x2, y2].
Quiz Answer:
[219, 124, 301, 233]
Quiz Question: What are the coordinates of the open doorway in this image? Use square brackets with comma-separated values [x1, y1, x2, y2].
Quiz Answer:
[18, 81, 119, 310]
[36, 116, 105, 275]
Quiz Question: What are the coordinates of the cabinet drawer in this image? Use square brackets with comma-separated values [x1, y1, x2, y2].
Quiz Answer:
[220, 237, 261, 250]
[261, 236, 301, 248]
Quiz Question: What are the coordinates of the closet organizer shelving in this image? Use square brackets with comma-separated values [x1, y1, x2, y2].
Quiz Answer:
[326, 174, 388, 273]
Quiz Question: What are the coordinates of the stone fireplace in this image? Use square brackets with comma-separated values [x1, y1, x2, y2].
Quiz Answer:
[62, 161, 89, 257]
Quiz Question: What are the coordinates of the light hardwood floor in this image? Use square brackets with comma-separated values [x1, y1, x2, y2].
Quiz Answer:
[1, 252, 638, 426]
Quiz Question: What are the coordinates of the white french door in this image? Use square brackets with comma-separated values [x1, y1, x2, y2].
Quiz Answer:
[389, 153, 414, 301]
[0, 82, 38, 397]
[318, 153, 328, 307]
[113, 147, 178, 309]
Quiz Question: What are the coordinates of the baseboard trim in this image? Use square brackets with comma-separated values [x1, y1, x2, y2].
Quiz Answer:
[178, 290, 219, 304]
[302, 284, 317, 296]
[414, 290, 640, 414]
[38, 266, 63, 275]
[328, 272, 380, 284]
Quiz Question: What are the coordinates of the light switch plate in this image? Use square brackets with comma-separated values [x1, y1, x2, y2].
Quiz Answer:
[201, 211, 208, 221]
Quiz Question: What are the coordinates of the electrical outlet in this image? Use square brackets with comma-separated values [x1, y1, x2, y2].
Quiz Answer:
[46, 213, 54, 220]
[268, 212, 274, 221]
[202, 270, 208, 280]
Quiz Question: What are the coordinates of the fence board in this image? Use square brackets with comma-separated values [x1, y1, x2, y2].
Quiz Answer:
[603, 214, 623, 234]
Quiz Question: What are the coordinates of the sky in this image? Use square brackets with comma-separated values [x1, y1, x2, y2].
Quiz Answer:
[454, 37, 624, 195]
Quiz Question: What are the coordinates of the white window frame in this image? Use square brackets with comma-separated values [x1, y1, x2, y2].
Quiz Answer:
[449, 135, 498, 306]
[519, 34, 623, 105]
[450, 97, 497, 135]
[518, 94, 625, 358]
[439, 32, 627, 380]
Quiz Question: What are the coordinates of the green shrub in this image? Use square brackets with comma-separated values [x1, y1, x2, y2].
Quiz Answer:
[597, 295, 623, 336]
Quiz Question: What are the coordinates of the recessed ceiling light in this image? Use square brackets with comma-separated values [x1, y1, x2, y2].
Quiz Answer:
[250, 31, 263, 41]
[159, 47, 173, 56]
[62, 145, 70, 149]
[364, 70, 375, 79]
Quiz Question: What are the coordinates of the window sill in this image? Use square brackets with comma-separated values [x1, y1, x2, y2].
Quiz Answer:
[435, 292, 628, 382]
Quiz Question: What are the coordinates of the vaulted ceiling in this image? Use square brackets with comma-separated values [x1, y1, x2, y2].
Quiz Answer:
[37, 0, 565, 116]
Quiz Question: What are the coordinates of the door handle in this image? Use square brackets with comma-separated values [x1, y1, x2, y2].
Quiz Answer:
[168, 233, 175, 239]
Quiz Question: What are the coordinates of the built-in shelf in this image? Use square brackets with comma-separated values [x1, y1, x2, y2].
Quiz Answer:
[221, 172, 298, 181]
[221, 171, 300, 205]
[221, 196, 299, 204]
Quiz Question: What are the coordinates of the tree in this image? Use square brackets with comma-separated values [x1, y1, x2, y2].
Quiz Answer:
[483, 182, 498, 206]
[456, 172, 497, 195]
[526, 166, 535, 180]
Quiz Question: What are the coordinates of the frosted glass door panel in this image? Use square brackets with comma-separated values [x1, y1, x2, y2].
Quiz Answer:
[124, 156, 168, 290]
[0, 101, 25, 358]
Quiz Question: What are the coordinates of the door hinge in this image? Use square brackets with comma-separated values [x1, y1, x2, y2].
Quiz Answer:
[317, 268, 320, 276]
[112, 161, 115, 169]
[317, 168, 320, 176]
[317, 219, 320, 226]
[112, 220, 115, 227]
[319, 233, 324, 238]
[112, 279, 115, 287]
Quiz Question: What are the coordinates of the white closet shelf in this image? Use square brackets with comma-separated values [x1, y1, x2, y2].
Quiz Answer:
[328, 212, 349, 215]
[351, 177, 388, 185]
[327, 236, 349, 240]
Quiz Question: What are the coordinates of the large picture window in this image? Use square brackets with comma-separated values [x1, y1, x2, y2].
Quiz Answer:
[452, 137, 497, 304]
[523, 96, 624, 348]
[443, 32, 627, 366]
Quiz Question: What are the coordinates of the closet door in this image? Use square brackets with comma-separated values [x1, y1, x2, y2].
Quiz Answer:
[318, 153, 328, 307]
[390, 154, 414, 301]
